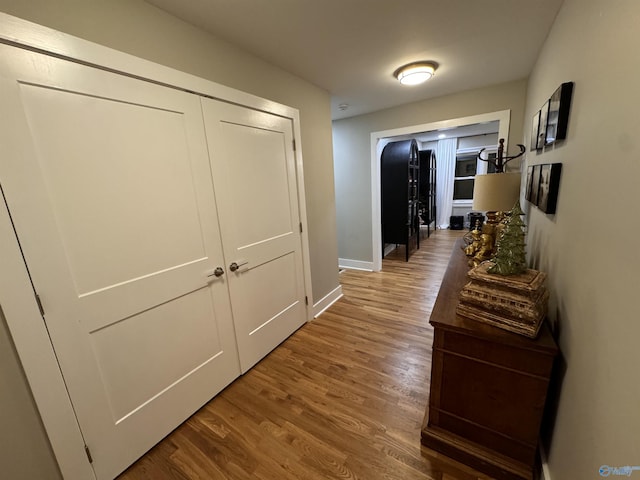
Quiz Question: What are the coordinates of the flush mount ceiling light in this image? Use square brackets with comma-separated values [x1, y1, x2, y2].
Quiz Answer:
[394, 61, 438, 86]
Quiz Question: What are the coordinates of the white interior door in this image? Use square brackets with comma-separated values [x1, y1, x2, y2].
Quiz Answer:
[201, 99, 307, 373]
[0, 45, 240, 480]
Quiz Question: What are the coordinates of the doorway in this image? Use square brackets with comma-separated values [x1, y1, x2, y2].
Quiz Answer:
[370, 110, 511, 271]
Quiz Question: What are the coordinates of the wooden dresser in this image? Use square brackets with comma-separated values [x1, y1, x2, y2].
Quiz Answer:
[421, 239, 558, 480]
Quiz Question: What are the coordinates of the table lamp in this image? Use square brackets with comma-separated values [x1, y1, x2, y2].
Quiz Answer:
[471, 172, 521, 258]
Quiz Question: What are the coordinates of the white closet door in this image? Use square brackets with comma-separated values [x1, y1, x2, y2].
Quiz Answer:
[0, 45, 240, 480]
[201, 99, 307, 373]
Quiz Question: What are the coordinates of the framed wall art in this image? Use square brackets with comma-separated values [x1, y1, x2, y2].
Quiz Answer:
[530, 111, 540, 151]
[536, 100, 550, 150]
[537, 163, 562, 214]
[545, 82, 574, 145]
[530, 164, 542, 205]
[525, 165, 534, 202]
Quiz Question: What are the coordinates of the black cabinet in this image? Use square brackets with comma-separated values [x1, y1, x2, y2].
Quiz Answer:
[381, 139, 420, 261]
[419, 149, 437, 237]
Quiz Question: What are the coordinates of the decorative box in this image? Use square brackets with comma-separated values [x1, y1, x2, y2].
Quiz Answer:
[456, 262, 549, 338]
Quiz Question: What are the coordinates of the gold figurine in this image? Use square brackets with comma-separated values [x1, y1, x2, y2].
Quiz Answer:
[464, 219, 494, 267]
[464, 225, 482, 256]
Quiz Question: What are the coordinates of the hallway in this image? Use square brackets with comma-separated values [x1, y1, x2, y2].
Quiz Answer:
[119, 229, 492, 480]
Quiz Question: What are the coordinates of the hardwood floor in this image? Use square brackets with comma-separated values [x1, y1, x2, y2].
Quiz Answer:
[118, 229, 494, 480]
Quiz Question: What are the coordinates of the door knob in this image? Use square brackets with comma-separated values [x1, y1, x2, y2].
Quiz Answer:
[229, 259, 248, 272]
[207, 267, 225, 277]
[213, 267, 225, 277]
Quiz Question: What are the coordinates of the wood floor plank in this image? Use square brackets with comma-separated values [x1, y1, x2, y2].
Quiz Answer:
[118, 229, 496, 480]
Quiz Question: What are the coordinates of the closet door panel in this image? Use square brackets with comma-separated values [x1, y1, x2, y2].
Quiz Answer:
[201, 99, 307, 373]
[0, 45, 240, 480]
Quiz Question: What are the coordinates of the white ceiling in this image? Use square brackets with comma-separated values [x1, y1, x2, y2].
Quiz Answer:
[146, 0, 564, 120]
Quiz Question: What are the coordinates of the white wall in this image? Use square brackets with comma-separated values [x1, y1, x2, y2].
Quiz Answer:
[523, 1, 640, 478]
[420, 140, 438, 151]
[333, 80, 527, 264]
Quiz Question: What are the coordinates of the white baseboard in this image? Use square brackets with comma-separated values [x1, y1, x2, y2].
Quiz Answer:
[312, 285, 343, 318]
[338, 258, 374, 271]
[539, 441, 551, 480]
[383, 244, 396, 257]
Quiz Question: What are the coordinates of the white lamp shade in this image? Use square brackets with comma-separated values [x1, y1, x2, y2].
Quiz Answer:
[472, 173, 521, 212]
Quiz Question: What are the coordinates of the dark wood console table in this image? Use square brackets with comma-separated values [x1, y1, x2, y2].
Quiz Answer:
[421, 239, 558, 480]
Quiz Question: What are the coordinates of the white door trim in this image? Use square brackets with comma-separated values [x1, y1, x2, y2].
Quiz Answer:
[369, 109, 511, 271]
[0, 194, 95, 479]
[0, 12, 313, 479]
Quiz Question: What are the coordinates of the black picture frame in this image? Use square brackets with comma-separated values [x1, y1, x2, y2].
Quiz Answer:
[525, 166, 534, 202]
[545, 82, 574, 145]
[530, 164, 542, 205]
[536, 100, 550, 150]
[531, 111, 541, 151]
[538, 163, 562, 214]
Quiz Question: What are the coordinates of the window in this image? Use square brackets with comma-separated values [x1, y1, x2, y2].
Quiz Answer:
[453, 149, 496, 200]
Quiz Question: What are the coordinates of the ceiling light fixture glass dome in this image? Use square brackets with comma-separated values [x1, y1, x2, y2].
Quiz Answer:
[394, 61, 438, 86]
